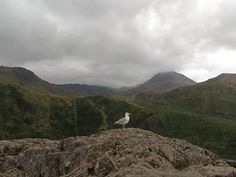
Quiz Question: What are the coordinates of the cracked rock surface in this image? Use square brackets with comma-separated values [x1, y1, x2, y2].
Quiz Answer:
[0, 128, 235, 177]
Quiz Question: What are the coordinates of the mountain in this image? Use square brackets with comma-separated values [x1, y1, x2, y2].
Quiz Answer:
[205, 73, 236, 87]
[1, 65, 236, 160]
[0, 66, 115, 96]
[140, 71, 196, 91]
[0, 66, 55, 93]
[136, 73, 236, 159]
[1, 128, 235, 177]
[159, 73, 236, 118]
[122, 71, 196, 96]
[0, 66, 197, 96]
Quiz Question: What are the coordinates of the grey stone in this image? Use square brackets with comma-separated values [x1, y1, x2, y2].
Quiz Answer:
[0, 128, 235, 177]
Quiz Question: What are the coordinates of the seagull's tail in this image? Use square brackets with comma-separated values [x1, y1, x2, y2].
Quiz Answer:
[114, 120, 120, 125]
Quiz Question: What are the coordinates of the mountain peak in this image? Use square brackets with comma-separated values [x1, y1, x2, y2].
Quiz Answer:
[0, 66, 40, 82]
[0, 65, 55, 94]
[121, 71, 196, 96]
[139, 71, 196, 92]
[151, 71, 194, 81]
[154, 71, 178, 74]
[1, 65, 33, 73]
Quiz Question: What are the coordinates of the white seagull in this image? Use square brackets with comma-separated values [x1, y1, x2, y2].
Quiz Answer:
[114, 112, 131, 129]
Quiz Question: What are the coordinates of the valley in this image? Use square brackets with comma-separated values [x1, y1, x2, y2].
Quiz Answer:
[0, 66, 236, 160]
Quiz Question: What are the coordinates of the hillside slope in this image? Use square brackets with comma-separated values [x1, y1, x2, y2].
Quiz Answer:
[0, 84, 151, 139]
[0, 66, 55, 93]
[160, 73, 236, 119]
[0, 128, 235, 177]
[137, 73, 236, 159]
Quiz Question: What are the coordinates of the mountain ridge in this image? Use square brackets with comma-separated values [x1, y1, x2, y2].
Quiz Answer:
[0, 66, 198, 96]
[0, 66, 115, 96]
[203, 73, 236, 87]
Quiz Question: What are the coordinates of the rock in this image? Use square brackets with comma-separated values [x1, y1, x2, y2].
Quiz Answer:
[0, 128, 235, 177]
[197, 165, 236, 177]
[225, 160, 236, 168]
[94, 155, 116, 177]
[65, 161, 71, 168]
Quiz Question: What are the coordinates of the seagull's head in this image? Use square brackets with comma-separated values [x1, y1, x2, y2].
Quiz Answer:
[125, 112, 131, 116]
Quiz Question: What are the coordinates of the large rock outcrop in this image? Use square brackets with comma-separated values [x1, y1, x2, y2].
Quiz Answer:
[0, 128, 235, 177]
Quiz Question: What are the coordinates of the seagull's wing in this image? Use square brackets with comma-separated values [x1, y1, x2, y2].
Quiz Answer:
[115, 117, 126, 125]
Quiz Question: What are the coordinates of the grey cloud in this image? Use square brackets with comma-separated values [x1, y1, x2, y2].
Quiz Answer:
[209, 0, 236, 49]
[0, 0, 236, 87]
[0, 1, 60, 64]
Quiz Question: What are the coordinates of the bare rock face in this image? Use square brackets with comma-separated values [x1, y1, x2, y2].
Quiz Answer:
[0, 128, 235, 177]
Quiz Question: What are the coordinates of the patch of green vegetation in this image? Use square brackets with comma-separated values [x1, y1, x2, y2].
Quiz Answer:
[0, 85, 152, 139]
[137, 81, 236, 160]
[159, 84, 236, 120]
[137, 107, 236, 159]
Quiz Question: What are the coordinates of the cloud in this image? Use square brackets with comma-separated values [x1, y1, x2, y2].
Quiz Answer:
[0, 0, 236, 87]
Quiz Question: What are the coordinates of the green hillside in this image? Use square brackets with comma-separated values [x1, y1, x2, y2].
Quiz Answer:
[0, 84, 151, 139]
[159, 74, 236, 119]
[0, 66, 56, 94]
[137, 74, 236, 159]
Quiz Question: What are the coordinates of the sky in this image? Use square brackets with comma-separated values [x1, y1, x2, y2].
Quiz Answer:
[0, 0, 236, 87]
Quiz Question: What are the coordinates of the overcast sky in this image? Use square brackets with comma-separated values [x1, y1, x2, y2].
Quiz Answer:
[0, 0, 236, 87]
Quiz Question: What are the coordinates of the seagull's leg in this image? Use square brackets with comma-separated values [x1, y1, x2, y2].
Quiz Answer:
[122, 124, 124, 129]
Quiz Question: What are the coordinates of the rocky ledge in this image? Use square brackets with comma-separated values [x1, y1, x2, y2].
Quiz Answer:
[0, 128, 235, 177]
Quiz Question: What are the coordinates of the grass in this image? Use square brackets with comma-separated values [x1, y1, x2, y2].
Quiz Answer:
[0, 85, 152, 139]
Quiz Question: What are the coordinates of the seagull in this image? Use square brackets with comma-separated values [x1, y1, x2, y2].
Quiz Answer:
[114, 112, 131, 129]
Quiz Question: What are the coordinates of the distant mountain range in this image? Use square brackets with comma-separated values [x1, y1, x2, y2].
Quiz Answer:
[0, 66, 196, 96]
[0, 65, 236, 159]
